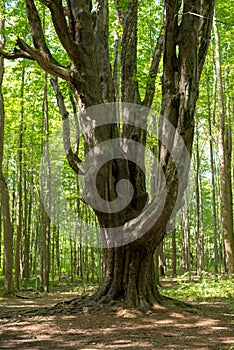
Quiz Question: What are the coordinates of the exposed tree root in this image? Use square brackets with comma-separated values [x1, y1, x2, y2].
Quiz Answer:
[0, 291, 198, 321]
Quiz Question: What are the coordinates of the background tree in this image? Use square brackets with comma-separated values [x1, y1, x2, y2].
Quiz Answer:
[0, 0, 13, 295]
[213, 5, 234, 276]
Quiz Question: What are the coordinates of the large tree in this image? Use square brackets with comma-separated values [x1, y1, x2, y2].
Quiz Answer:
[1, 0, 214, 307]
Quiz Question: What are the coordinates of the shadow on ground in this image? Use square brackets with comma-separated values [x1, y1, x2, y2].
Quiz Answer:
[0, 293, 233, 349]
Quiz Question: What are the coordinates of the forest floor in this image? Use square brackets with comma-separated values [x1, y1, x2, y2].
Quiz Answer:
[0, 280, 233, 350]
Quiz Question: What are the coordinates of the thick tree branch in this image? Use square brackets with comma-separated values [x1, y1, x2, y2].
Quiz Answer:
[118, 0, 140, 103]
[24, 0, 87, 82]
[16, 38, 72, 80]
[0, 0, 80, 81]
[163, 0, 181, 98]
[197, 2, 215, 78]
[69, 92, 80, 155]
[50, 77, 85, 175]
[94, 0, 115, 102]
[0, 39, 74, 81]
[25, 0, 51, 57]
[0, 48, 33, 60]
[1, 0, 77, 81]
[39, 0, 81, 65]
[143, 32, 164, 108]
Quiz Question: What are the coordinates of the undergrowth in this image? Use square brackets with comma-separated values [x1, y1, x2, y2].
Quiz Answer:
[160, 273, 234, 303]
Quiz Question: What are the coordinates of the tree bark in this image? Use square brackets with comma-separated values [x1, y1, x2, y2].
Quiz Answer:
[172, 229, 177, 278]
[15, 66, 25, 291]
[43, 73, 51, 293]
[214, 7, 234, 276]
[206, 70, 219, 274]
[93, 244, 161, 307]
[195, 123, 202, 275]
[0, 7, 13, 295]
[22, 169, 31, 288]
[182, 194, 192, 279]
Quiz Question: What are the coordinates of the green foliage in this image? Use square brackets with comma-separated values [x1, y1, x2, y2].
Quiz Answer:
[137, 0, 163, 101]
[160, 275, 234, 302]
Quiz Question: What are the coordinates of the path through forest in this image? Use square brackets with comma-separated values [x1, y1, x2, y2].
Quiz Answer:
[0, 289, 233, 350]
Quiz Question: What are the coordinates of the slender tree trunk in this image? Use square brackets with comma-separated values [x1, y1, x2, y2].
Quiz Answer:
[69, 237, 73, 282]
[172, 228, 177, 278]
[22, 170, 31, 287]
[214, 8, 234, 275]
[180, 218, 186, 273]
[55, 225, 60, 280]
[39, 209, 44, 290]
[206, 69, 219, 274]
[182, 195, 192, 279]
[0, 202, 2, 270]
[15, 66, 25, 291]
[198, 171, 205, 271]
[51, 225, 55, 282]
[0, 10, 13, 295]
[43, 73, 51, 293]
[195, 123, 202, 275]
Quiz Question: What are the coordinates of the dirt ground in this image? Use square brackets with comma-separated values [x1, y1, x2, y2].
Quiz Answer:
[0, 289, 233, 350]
